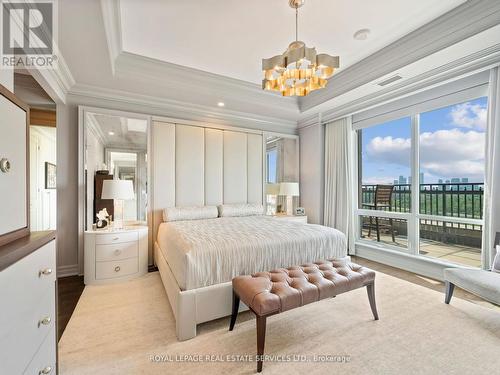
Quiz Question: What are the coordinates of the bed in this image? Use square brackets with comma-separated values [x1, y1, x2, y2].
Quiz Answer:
[154, 215, 348, 340]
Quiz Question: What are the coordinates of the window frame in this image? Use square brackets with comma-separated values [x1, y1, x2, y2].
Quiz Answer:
[353, 84, 488, 263]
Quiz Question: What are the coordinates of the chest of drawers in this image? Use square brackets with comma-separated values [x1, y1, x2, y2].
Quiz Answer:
[84, 226, 148, 285]
[0, 232, 57, 375]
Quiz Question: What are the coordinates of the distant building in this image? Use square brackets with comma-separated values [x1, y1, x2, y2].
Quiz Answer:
[451, 178, 460, 183]
[445, 179, 451, 184]
[408, 176, 412, 184]
[461, 177, 469, 183]
[420, 172, 424, 184]
[398, 175, 407, 184]
[438, 179, 443, 184]
[393, 179, 398, 185]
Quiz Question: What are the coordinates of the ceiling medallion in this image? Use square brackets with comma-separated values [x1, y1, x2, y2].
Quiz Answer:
[262, 0, 339, 97]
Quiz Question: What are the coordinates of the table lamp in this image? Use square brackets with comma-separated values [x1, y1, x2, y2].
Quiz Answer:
[279, 182, 299, 216]
[101, 179, 135, 229]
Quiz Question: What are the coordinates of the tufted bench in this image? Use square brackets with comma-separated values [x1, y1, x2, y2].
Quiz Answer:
[229, 259, 378, 372]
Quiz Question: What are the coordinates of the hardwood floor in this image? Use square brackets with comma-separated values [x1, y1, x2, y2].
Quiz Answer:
[58, 275, 85, 340]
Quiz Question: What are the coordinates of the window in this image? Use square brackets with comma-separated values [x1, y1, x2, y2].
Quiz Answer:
[359, 117, 411, 250]
[418, 97, 486, 266]
[266, 148, 277, 183]
[355, 91, 488, 267]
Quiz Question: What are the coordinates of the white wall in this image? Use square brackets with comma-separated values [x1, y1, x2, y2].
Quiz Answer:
[30, 126, 57, 231]
[299, 123, 324, 225]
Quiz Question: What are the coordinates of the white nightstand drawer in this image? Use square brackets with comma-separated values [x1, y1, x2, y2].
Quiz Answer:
[96, 257, 139, 280]
[23, 325, 56, 375]
[96, 242, 138, 262]
[95, 231, 138, 245]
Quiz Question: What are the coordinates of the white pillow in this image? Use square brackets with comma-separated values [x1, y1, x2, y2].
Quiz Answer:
[492, 245, 500, 273]
[217, 203, 264, 217]
[163, 206, 218, 222]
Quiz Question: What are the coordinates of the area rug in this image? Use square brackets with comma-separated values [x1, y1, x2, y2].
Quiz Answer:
[59, 271, 500, 374]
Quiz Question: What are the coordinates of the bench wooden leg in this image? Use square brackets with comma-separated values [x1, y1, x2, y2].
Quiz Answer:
[229, 290, 240, 331]
[366, 282, 379, 320]
[444, 281, 455, 304]
[256, 315, 267, 373]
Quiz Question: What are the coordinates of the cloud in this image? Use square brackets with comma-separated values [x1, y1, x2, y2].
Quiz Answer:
[365, 129, 485, 180]
[449, 102, 487, 130]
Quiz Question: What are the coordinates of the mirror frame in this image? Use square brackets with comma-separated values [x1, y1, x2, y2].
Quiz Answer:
[262, 132, 300, 215]
[78, 106, 152, 274]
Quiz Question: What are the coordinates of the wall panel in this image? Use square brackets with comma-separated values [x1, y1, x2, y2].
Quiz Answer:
[175, 125, 204, 206]
[153, 121, 175, 240]
[223, 131, 247, 204]
[247, 133, 263, 204]
[204, 128, 223, 205]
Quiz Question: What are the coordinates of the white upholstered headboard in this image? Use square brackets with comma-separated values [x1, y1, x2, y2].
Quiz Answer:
[152, 121, 264, 240]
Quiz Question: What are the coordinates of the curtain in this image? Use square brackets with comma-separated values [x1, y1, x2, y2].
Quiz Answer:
[482, 67, 500, 270]
[324, 116, 354, 252]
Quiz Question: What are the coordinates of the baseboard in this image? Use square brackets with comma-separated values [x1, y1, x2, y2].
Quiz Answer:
[57, 264, 79, 278]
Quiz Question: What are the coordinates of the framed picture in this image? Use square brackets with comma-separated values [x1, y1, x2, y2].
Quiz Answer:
[45, 162, 56, 189]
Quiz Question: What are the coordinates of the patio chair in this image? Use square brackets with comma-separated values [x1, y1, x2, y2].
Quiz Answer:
[363, 184, 396, 242]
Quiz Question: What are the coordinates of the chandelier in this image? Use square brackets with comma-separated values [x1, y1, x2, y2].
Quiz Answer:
[262, 0, 339, 97]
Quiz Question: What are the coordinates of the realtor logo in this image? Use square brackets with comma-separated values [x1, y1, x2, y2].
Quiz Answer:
[1, 1, 57, 69]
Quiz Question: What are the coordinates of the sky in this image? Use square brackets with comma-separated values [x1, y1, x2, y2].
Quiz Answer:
[361, 96, 488, 185]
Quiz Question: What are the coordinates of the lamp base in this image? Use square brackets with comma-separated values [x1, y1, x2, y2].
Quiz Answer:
[286, 196, 293, 216]
[113, 199, 125, 229]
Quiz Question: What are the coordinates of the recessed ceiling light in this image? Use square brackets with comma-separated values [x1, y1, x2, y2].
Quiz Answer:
[353, 29, 371, 41]
[108, 131, 115, 135]
[217, 102, 225, 107]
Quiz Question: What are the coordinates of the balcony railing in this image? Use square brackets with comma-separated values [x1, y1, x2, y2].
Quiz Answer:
[361, 183, 484, 248]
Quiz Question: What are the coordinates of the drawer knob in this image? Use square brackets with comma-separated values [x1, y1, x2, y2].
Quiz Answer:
[38, 268, 52, 277]
[114, 266, 121, 272]
[113, 237, 119, 241]
[0, 158, 10, 173]
[38, 316, 51, 327]
[114, 249, 122, 256]
[39, 366, 52, 374]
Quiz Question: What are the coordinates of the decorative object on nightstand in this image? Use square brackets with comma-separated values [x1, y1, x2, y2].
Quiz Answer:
[295, 207, 305, 216]
[101, 179, 135, 229]
[279, 182, 300, 216]
[95, 208, 110, 229]
[84, 225, 148, 285]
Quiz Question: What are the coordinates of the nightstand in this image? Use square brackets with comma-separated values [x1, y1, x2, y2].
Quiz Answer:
[84, 225, 148, 285]
[273, 215, 308, 224]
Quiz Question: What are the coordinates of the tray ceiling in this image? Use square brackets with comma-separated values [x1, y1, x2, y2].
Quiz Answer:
[119, 0, 465, 84]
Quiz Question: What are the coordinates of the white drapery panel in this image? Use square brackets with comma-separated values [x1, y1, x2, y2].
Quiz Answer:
[483, 67, 500, 270]
[324, 116, 354, 252]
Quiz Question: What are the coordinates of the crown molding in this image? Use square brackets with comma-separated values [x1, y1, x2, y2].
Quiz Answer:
[67, 83, 298, 134]
[113, 52, 299, 116]
[100, 0, 122, 75]
[298, 43, 500, 128]
[299, 0, 500, 112]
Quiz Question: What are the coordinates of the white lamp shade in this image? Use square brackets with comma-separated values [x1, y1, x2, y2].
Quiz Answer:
[266, 183, 280, 195]
[279, 182, 299, 196]
[101, 179, 135, 200]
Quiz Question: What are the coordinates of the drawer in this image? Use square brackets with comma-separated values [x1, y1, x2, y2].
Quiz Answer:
[96, 257, 138, 280]
[23, 325, 56, 375]
[96, 241, 138, 262]
[0, 284, 55, 375]
[95, 231, 138, 245]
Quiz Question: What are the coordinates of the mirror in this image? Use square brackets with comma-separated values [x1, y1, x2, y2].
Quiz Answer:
[84, 111, 149, 230]
[264, 134, 299, 215]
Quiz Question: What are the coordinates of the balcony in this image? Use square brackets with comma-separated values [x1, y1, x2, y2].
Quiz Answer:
[360, 183, 483, 267]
